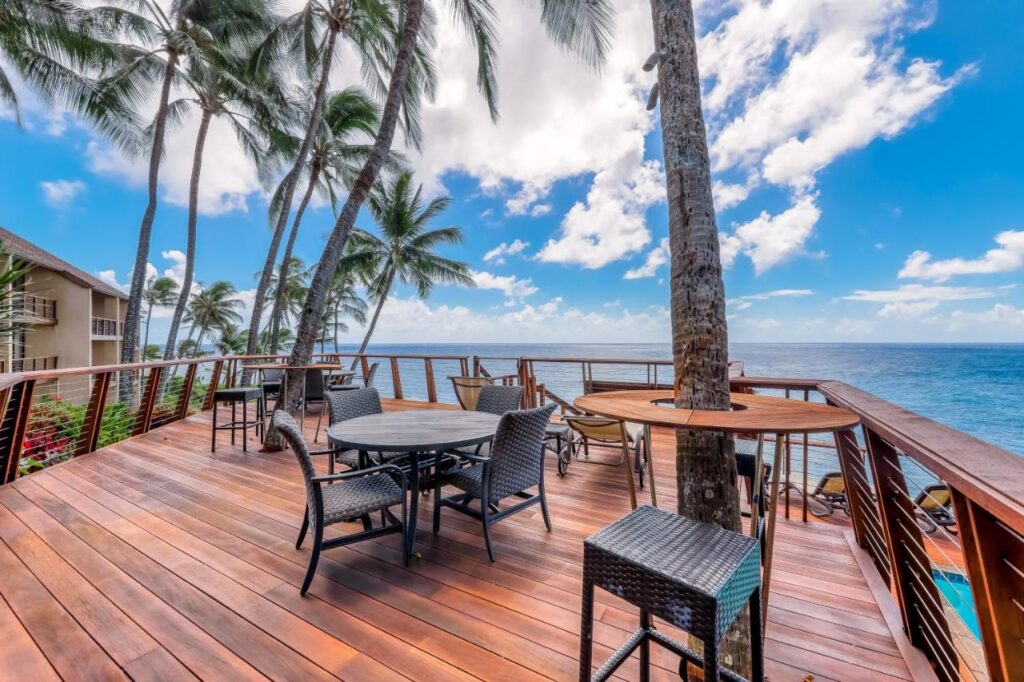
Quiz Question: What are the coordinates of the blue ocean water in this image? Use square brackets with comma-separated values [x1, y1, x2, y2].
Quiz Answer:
[329, 342, 1024, 455]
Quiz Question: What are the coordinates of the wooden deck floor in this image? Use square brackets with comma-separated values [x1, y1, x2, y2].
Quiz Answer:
[0, 399, 927, 681]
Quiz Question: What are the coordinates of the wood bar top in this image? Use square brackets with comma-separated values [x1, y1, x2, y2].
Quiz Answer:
[574, 390, 859, 434]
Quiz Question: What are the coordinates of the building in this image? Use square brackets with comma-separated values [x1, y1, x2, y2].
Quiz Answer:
[1, 226, 129, 372]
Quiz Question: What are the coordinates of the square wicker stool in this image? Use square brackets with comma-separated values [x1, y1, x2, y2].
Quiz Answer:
[211, 387, 263, 452]
[580, 505, 763, 682]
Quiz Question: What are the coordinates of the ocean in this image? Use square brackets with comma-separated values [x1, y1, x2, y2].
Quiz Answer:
[325, 342, 1024, 456]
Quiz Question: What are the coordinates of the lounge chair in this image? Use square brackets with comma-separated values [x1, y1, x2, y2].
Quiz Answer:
[563, 415, 646, 509]
[449, 375, 494, 411]
[434, 403, 558, 561]
[809, 472, 849, 518]
[274, 410, 410, 595]
[916, 484, 957, 534]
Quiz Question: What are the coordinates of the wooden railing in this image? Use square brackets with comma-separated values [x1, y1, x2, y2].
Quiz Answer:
[10, 293, 57, 322]
[91, 317, 122, 337]
[0, 352, 1017, 681]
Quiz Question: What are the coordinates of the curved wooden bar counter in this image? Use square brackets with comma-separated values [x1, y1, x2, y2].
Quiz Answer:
[573, 389, 860, 633]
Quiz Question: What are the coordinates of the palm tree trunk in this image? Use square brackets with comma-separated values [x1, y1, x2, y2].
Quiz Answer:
[244, 27, 340, 360]
[350, 268, 394, 369]
[333, 306, 340, 352]
[193, 327, 206, 358]
[164, 107, 212, 360]
[650, 0, 747, 674]
[287, 0, 424, 392]
[143, 303, 153, 352]
[269, 164, 321, 353]
[122, 51, 177, 367]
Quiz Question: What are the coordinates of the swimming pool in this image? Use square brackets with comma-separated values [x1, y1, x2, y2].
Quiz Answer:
[933, 569, 980, 640]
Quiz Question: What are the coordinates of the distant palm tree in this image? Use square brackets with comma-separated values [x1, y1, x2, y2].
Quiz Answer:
[258, 327, 293, 353]
[214, 322, 247, 355]
[95, 0, 273, 366]
[263, 86, 404, 353]
[263, 256, 307, 330]
[182, 281, 243, 357]
[322, 261, 367, 352]
[286, 0, 612, 376]
[163, 25, 285, 362]
[141, 275, 178, 352]
[347, 171, 473, 359]
[142, 343, 161, 360]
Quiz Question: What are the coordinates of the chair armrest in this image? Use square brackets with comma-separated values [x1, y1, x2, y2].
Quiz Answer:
[311, 463, 408, 488]
[458, 452, 490, 465]
[308, 448, 341, 457]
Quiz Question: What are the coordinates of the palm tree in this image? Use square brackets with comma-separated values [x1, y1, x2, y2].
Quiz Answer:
[263, 256, 308, 331]
[182, 280, 243, 357]
[264, 86, 404, 353]
[214, 322, 248, 355]
[286, 0, 613, 378]
[140, 274, 178, 351]
[243, 0, 408, 360]
[323, 261, 367, 352]
[95, 0, 272, 366]
[142, 343, 161, 360]
[648, 0, 749, 672]
[162, 23, 285, 362]
[347, 171, 473, 358]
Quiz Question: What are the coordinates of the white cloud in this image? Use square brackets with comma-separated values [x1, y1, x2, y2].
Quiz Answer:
[898, 230, 1024, 282]
[844, 283, 1005, 304]
[712, 180, 751, 211]
[40, 179, 85, 208]
[482, 239, 529, 265]
[624, 238, 669, 279]
[947, 304, 1024, 330]
[877, 301, 938, 318]
[470, 270, 539, 304]
[719, 194, 821, 273]
[728, 288, 813, 311]
[97, 269, 127, 292]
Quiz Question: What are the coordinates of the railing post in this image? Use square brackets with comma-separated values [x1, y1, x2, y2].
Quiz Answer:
[133, 366, 163, 436]
[76, 372, 111, 456]
[472, 356, 480, 377]
[459, 357, 469, 376]
[175, 363, 198, 421]
[0, 380, 35, 484]
[951, 489, 1022, 682]
[390, 358, 403, 400]
[360, 355, 370, 381]
[202, 360, 224, 411]
[833, 427, 891, 583]
[424, 359, 437, 402]
[864, 429, 958, 682]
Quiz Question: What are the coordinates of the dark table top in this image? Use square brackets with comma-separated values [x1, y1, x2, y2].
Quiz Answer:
[326, 410, 500, 452]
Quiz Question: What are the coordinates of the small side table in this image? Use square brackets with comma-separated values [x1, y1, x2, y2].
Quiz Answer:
[211, 387, 263, 452]
[580, 505, 763, 682]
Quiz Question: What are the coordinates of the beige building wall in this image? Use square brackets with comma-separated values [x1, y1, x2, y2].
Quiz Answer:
[29, 274, 92, 370]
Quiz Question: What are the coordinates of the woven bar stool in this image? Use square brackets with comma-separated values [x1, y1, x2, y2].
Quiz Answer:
[211, 387, 263, 452]
[580, 505, 763, 682]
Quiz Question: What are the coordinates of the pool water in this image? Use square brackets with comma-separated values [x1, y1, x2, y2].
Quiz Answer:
[933, 570, 980, 640]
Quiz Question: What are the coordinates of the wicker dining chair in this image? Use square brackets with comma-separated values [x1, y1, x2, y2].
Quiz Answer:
[434, 403, 558, 561]
[329, 361, 380, 392]
[448, 375, 494, 411]
[452, 384, 524, 459]
[274, 410, 410, 595]
[323, 388, 404, 472]
[563, 415, 645, 510]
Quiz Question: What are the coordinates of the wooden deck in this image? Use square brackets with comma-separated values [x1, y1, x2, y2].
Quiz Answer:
[0, 399, 930, 681]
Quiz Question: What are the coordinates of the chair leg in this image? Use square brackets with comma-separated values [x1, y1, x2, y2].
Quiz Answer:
[750, 584, 765, 682]
[433, 468, 443, 534]
[622, 441, 638, 510]
[578, 578, 595, 682]
[300, 524, 323, 596]
[314, 402, 324, 442]
[295, 514, 309, 549]
[639, 608, 651, 682]
[242, 399, 248, 452]
[211, 401, 217, 452]
[231, 401, 237, 445]
[481, 497, 495, 562]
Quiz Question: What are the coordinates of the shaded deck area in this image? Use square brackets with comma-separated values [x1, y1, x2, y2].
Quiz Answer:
[0, 399, 929, 681]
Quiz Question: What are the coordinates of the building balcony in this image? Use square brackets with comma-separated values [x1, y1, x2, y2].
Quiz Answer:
[10, 293, 57, 324]
[91, 316, 122, 339]
[0, 355, 58, 372]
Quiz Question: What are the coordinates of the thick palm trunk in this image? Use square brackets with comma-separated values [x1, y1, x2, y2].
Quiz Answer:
[122, 52, 177, 367]
[350, 268, 393, 369]
[287, 0, 425, 400]
[269, 164, 321, 353]
[244, 28, 339, 359]
[165, 107, 212, 360]
[650, 0, 747, 674]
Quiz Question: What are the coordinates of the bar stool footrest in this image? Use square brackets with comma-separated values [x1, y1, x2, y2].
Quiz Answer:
[590, 627, 747, 682]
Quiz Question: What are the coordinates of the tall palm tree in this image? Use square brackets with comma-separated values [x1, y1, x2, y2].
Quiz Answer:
[286, 0, 613, 381]
[163, 31, 285, 362]
[347, 171, 473, 358]
[214, 322, 248, 355]
[263, 256, 308, 331]
[96, 0, 272, 366]
[243, 0, 408, 360]
[264, 86, 404, 353]
[140, 274, 178, 351]
[182, 280, 243, 357]
[323, 261, 367, 352]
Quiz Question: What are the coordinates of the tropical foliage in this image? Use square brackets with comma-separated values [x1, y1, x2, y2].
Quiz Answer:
[141, 274, 178, 351]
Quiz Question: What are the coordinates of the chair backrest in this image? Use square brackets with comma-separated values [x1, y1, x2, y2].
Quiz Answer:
[262, 368, 284, 382]
[486, 403, 558, 501]
[326, 387, 383, 425]
[449, 376, 493, 410]
[363, 362, 380, 387]
[476, 384, 523, 415]
[814, 472, 845, 496]
[304, 368, 325, 400]
[272, 411, 317, 520]
[564, 414, 627, 444]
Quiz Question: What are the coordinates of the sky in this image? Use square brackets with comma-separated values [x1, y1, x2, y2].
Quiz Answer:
[1, 0, 1023, 346]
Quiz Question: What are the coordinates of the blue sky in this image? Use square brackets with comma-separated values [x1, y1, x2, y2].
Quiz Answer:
[1, 0, 1022, 345]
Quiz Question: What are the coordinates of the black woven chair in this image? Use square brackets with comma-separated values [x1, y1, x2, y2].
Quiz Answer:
[434, 403, 557, 561]
[580, 506, 764, 682]
[329, 361, 380, 392]
[475, 384, 523, 415]
[274, 410, 409, 595]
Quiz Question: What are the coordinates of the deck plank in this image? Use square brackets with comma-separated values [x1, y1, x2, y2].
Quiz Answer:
[0, 399, 922, 681]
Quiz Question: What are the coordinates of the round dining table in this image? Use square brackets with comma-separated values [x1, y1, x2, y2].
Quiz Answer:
[327, 410, 500, 555]
[573, 389, 859, 631]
